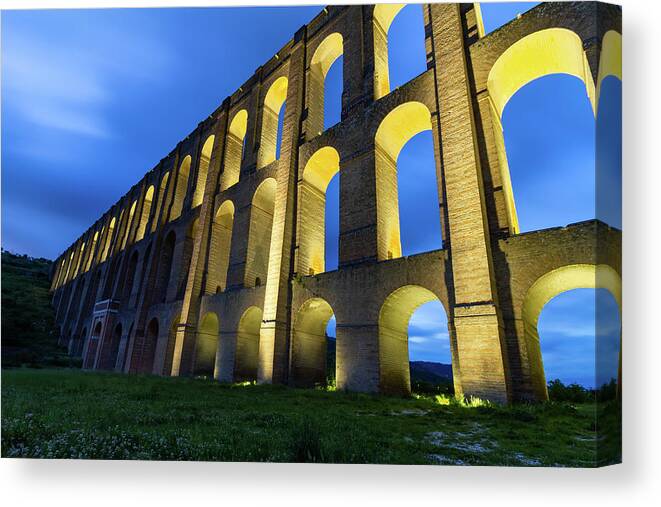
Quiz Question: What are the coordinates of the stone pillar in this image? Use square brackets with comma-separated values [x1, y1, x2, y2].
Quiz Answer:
[257, 28, 307, 384]
[429, 3, 510, 403]
[171, 112, 229, 377]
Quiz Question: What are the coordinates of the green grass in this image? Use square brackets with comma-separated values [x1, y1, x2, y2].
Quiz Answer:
[1, 368, 620, 466]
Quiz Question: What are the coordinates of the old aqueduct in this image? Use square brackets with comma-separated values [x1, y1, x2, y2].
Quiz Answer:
[50, 3, 622, 403]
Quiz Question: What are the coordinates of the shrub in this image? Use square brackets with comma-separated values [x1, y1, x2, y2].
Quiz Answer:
[547, 379, 594, 403]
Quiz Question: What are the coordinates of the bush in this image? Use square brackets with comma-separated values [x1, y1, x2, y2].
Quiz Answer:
[547, 379, 594, 403]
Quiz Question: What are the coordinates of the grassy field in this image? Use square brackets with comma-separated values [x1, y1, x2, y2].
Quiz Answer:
[1, 368, 620, 466]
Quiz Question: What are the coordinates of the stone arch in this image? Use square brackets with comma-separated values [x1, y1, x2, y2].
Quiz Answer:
[245, 178, 276, 288]
[121, 200, 137, 250]
[177, 218, 199, 300]
[122, 251, 139, 305]
[101, 217, 116, 262]
[597, 30, 622, 107]
[308, 32, 343, 135]
[378, 284, 452, 396]
[221, 110, 248, 190]
[298, 146, 340, 275]
[85, 230, 100, 272]
[521, 263, 621, 401]
[193, 135, 215, 207]
[155, 231, 176, 303]
[73, 242, 86, 279]
[291, 297, 335, 387]
[207, 199, 234, 293]
[235, 306, 263, 381]
[194, 312, 220, 377]
[152, 172, 169, 233]
[374, 101, 436, 261]
[258, 76, 288, 168]
[171, 155, 192, 221]
[142, 318, 159, 374]
[136, 185, 155, 242]
[487, 28, 598, 234]
[372, 3, 406, 100]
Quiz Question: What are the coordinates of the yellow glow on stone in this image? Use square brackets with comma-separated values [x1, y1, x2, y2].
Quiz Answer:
[488, 28, 596, 119]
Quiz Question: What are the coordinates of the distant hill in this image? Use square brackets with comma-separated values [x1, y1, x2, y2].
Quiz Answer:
[1, 250, 73, 368]
[326, 337, 453, 394]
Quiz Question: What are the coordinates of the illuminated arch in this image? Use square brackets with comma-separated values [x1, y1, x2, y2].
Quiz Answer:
[291, 298, 335, 387]
[374, 101, 433, 260]
[245, 178, 276, 288]
[208, 200, 235, 293]
[194, 312, 219, 377]
[221, 110, 248, 190]
[170, 155, 191, 221]
[372, 3, 405, 99]
[235, 306, 263, 381]
[308, 32, 343, 135]
[378, 285, 451, 396]
[193, 135, 215, 207]
[258, 76, 288, 167]
[487, 28, 597, 234]
[136, 185, 155, 242]
[521, 264, 621, 400]
[101, 217, 116, 262]
[85, 230, 100, 272]
[151, 172, 169, 233]
[597, 30, 622, 107]
[122, 200, 137, 249]
[74, 242, 86, 278]
[298, 147, 340, 275]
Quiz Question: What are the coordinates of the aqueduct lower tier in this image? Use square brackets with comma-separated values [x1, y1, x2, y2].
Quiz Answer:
[50, 3, 622, 403]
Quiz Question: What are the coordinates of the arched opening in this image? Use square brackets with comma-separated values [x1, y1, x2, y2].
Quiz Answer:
[141, 318, 159, 374]
[373, 4, 426, 100]
[123, 251, 139, 305]
[374, 101, 441, 260]
[155, 231, 176, 303]
[101, 217, 116, 262]
[152, 172, 169, 233]
[235, 306, 263, 382]
[193, 135, 215, 207]
[73, 242, 86, 278]
[258, 76, 288, 168]
[85, 230, 99, 272]
[308, 32, 343, 135]
[170, 155, 191, 221]
[133, 243, 151, 308]
[208, 200, 234, 293]
[379, 285, 452, 396]
[136, 185, 154, 242]
[522, 264, 621, 400]
[221, 110, 248, 190]
[487, 28, 598, 234]
[245, 178, 276, 288]
[121, 201, 137, 250]
[194, 312, 219, 377]
[291, 298, 335, 387]
[596, 31, 622, 230]
[298, 147, 340, 275]
[177, 218, 199, 300]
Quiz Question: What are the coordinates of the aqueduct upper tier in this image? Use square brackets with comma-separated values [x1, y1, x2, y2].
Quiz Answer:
[50, 3, 622, 403]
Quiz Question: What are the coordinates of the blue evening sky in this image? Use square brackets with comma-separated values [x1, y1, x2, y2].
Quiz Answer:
[1, 3, 621, 387]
